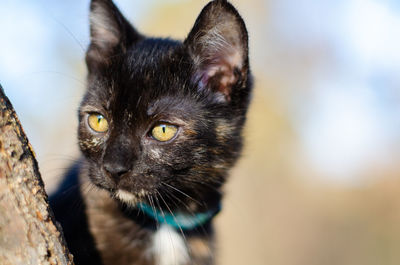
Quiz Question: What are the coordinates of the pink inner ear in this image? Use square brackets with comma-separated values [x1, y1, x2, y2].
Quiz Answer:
[195, 48, 243, 101]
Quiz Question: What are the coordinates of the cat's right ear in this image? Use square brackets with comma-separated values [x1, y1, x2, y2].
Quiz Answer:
[86, 0, 142, 72]
[184, 0, 249, 103]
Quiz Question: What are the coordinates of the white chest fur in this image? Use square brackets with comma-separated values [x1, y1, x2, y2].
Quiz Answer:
[150, 225, 189, 265]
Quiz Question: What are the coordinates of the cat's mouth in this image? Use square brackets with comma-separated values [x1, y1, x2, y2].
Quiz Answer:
[114, 186, 155, 206]
[114, 189, 148, 206]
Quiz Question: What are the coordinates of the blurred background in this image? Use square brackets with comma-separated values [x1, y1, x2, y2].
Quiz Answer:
[1, 0, 400, 264]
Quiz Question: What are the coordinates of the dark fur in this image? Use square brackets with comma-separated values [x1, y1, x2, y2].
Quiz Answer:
[51, 0, 252, 264]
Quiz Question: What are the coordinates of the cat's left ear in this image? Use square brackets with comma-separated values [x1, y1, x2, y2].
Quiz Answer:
[86, 0, 142, 71]
[184, 0, 249, 102]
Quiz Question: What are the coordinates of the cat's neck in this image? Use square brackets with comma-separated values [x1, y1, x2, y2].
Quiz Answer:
[118, 201, 221, 232]
[80, 166, 216, 265]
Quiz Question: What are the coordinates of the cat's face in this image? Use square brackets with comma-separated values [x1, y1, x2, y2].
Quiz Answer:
[78, 0, 251, 211]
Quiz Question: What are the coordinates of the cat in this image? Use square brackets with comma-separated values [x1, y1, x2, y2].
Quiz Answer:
[50, 0, 252, 264]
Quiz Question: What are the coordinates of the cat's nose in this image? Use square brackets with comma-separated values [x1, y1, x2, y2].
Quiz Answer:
[102, 135, 138, 182]
[103, 162, 130, 181]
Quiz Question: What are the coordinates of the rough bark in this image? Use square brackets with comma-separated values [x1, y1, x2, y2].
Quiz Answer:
[0, 85, 74, 265]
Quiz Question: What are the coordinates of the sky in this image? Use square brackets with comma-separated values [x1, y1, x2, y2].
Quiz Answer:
[266, 0, 400, 182]
[0, 0, 399, 185]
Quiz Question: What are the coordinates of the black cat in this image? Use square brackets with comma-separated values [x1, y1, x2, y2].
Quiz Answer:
[50, 0, 252, 264]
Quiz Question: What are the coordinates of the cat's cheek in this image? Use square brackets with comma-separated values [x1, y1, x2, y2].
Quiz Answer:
[79, 137, 103, 149]
[147, 148, 162, 160]
[214, 118, 235, 143]
[78, 134, 106, 160]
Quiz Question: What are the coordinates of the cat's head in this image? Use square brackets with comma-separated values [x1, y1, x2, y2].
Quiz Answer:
[78, 0, 252, 211]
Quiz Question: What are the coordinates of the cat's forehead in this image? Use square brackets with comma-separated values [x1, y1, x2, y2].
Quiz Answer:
[83, 37, 201, 125]
[125, 38, 182, 71]
[114, 40, 188, 88]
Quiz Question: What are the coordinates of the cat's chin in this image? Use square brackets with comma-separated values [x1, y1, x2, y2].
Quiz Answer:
[114, 189, 147, 206]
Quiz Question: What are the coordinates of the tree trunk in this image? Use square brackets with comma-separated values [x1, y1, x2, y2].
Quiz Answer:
[0, 85, 74, 265]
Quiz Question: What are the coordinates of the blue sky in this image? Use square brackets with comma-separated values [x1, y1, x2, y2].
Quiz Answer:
[0, 0, 399, 185]
[265, 0, 400, 182]
[0, 0, 154, 187]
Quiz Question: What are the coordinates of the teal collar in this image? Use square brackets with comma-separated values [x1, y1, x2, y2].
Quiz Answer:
[136, 202, 221, 231]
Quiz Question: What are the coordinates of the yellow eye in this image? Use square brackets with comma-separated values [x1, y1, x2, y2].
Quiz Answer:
[88, 113, 109, 133]
[151, 124, 178, 142]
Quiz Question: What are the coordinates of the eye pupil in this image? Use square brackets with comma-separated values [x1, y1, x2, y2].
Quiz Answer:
[151, 124, 178, 142]
[88, 113, 109, 133]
